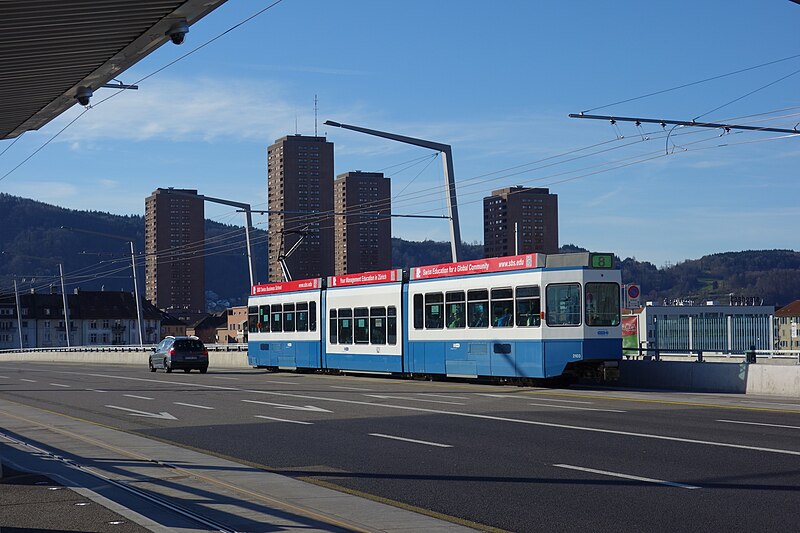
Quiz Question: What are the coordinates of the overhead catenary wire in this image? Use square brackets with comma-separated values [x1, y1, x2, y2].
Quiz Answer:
[2, 109, 794, 295]
[581, 52, 800, 114]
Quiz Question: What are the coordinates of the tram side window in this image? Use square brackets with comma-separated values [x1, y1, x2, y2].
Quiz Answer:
[248, 306, 259, 333]
[491, 288, 514, 327]
[413, 294, 424, 329]
[354, 308, 369, 344]
[259, 305, 270, 332]
[585, 282, 620, 326]
[546, 283, 581, 326]
[271, 304, 283, 332]
[283, 303, 295, 332]
[329, 310, 337, 344]
[338, 309, 353, 344]
[468, 289, 489, 328]
[370, 307, 386, 344]
[296, 302, 308, 332]
[425, 293, 444, 329]
[387, 306, 397, 345]
[446, 291, 465, 329]
[310, 301, 317, 331]
[516, 286, 541, 327]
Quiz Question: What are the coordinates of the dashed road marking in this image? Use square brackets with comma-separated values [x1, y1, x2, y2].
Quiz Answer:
[370, 433, 453, 448]
[718, 419, 800, 430]
[553, 464, 700, 489]
[254, 415, 312, 425]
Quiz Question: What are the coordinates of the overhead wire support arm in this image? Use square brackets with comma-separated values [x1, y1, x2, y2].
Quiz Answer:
[568, 113, 800, 135]
[324, 120, 463, 262]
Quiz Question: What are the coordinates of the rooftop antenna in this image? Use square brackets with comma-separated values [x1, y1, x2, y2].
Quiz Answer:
[294, 114, 298, 135]
[314, 94, 318, 137]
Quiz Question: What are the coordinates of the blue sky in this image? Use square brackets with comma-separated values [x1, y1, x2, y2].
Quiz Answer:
[2, 0, 799, 267]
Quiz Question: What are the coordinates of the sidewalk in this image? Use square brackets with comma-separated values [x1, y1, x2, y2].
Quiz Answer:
[0, 399, 475, 532]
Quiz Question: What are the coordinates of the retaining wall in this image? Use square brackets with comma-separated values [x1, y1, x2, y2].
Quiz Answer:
[0, 350, 251, 369]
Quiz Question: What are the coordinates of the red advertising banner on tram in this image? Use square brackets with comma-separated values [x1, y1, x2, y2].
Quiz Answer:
[328, 269, 401, 288]
[251, 278, 321, 296]
[410, 254, 539, 281]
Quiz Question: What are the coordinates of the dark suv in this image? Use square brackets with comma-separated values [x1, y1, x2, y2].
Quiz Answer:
[149, 336, 209, 373]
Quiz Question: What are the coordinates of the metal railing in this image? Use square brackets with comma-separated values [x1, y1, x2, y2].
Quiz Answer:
[0, 343, 249, 354]
[624, 347, 800, 364]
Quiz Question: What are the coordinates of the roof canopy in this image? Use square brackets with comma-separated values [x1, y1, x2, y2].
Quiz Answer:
[0, 0, 227, 140]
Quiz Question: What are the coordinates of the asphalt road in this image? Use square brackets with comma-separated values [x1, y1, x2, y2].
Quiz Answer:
[1, 361, 799, 532]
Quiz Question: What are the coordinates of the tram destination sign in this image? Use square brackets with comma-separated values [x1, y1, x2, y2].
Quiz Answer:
[329, 269, 401, 288]
[251, 278, 321, 296]
[411, 254, 539, 281]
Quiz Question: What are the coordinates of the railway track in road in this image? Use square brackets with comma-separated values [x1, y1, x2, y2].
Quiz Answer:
[1, 428, 242, 533]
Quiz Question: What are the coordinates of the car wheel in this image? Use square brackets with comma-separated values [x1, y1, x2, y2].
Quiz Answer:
[199, 367, 208, 374]
[183, 368, 191, 373]
[164, 359, 172, 373]
[149, 359, 156, 372]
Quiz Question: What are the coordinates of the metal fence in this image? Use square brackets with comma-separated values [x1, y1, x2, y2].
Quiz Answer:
[0, 344, 248, 354]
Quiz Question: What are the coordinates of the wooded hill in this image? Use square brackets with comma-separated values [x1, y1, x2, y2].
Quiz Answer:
[1, 194, 797, 308]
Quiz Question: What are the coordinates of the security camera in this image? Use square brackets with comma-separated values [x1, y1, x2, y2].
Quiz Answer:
[75, 86, 93, 106]
[165, 20, 189, 45]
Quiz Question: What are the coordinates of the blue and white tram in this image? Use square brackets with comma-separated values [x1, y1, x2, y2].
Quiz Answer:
[406, 252, 621, 380]
[246, 252, 622, 381]
[325, 269, 404, 373]
[247, 278, 323, 370]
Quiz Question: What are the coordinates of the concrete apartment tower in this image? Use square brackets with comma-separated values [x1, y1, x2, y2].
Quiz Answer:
[483, 186, 559, 257]
[144, 188, 205, 319]
[334, 171, 392, 275]
[267, 135, 334, 282]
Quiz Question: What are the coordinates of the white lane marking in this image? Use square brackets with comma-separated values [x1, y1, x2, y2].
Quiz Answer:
[738, 400, 800, 409]
[242, 399, 331, 412]
[329, 385, 373, 391]
[0, 376, 9, 379]
[365, 394, 466, 405]
[370, 433, 453, 448]
[124, 394, 154, 400]
[211, 376, 240, 381]
[50, 383, 71, 388]
[173, 402, 215, 410]
[86, 389, 107, 393]
[527, 397, 594, 405]
[718, 419, 800, 430]
[20, 379, 37, 383]
[254, 415, 312, 425]
[553, 464, 700, 489]
[106, 405, 177, 420]
[31, 369, 800, 458]
[529, 402, 626, 413]
[417, 393, 470, 400]
[478, 393, 529, 399]
[261, 380, 301, 385]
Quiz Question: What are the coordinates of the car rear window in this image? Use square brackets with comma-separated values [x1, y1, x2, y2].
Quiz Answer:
[174, 339, 204, 351]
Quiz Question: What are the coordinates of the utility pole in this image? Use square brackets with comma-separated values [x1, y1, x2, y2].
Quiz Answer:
[13, 279, 23, 350]
[324, 120, 463, 263]
[130, 241, 143, 346]
[60, 227, 144, 345]
[59, 263, 71, 348]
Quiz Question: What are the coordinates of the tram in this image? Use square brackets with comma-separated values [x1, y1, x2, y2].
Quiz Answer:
[247, 252, 622, 382]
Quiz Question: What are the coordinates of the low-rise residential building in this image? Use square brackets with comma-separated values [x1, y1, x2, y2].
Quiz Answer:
[187, 312, 227, 344]
[0, 290, 162, 349]
[775, 300, 800, 351]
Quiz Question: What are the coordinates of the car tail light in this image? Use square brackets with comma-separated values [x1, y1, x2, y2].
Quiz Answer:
[202, 349, 208, 356]
[168, 348, 175, 356]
